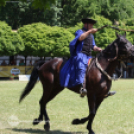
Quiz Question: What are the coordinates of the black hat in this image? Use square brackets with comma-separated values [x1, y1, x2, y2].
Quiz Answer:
[82, 18, 97, 24]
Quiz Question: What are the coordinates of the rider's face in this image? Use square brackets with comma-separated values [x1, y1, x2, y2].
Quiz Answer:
[84, 23, 94, 30]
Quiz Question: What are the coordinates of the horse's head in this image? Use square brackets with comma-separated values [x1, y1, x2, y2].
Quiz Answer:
[116, 33, 134, 59]
[103, 33, 134, 61]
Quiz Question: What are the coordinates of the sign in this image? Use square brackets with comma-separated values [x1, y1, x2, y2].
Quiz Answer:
[10, 68, 20, 75]
[0, 66, 33, 77]
[19, 75, 30, 81]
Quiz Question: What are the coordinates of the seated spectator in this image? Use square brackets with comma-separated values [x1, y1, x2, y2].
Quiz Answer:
[10, 60, 16, 65]
[1, 60, 7, 66]
[19, 60, 25, 66]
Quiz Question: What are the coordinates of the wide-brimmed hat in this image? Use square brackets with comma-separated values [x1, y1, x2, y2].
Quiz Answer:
[82, 18, 97, 24]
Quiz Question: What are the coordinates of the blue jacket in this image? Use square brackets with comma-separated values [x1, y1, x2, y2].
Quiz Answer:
[60, 29, 96, 88]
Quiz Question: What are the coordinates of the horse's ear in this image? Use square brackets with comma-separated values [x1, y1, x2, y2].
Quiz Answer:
[124, 32, 126, 37]
[115, 32, 120, 38]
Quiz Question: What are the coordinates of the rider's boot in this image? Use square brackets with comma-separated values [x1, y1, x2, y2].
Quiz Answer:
[80, 88, 87, 97]
[80, 75, 87, 97]
[80, 80, 87, 98]
[105, 91, 116, 98]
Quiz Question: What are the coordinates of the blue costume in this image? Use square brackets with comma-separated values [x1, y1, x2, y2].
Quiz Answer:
[60, 28, 96, 88]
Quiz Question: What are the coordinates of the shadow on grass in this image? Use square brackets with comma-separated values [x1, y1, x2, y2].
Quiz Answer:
[11, 128, 86, 134]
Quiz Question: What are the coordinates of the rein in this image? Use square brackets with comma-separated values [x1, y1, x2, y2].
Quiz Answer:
[95, 56, 124, 81]
[93, 24, 131, 81]
[95, 57, 112, 81]
[108, 43, 118, 62]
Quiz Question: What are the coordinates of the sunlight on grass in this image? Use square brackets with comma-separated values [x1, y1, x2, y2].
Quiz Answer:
[0, 80, 134, 134]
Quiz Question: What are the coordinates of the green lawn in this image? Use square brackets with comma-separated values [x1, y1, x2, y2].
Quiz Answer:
[0, 80, 134, 134]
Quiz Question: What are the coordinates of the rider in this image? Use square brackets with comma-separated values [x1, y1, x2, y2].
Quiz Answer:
[60, 18, 116, 97]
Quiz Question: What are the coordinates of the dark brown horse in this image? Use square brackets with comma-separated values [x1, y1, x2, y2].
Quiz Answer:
[20, 33, 134, 134]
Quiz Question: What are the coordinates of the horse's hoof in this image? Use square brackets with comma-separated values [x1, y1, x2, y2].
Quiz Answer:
[89, 130, 95, 134]
[44, 123, 50, 131]
[33, 118, 42, 125]
[72, 119, 81, 125]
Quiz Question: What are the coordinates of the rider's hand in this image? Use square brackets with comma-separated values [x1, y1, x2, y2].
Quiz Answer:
[90, 28, 98, 34]
[93, 46, 102, 52]
[98, 47, 102, 52]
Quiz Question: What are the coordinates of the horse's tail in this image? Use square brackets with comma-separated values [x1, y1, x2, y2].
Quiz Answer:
[19, 61, 45, 103]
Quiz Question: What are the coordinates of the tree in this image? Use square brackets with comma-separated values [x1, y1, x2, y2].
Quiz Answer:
[0, 21, 24, 56]
[60, 0, 134, 27]
[0, 0, 56, 9]
[0, 1, 62, 29]
[18, 22, 74, 57]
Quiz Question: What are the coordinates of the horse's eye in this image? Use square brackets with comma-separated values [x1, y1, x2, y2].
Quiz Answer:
[120, 38, 127, 44]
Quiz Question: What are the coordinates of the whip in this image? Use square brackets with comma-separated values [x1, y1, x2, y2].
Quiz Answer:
[97, 25, 134, 32]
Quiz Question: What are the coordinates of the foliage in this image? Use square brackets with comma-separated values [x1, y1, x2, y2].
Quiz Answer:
[0, 16, 134, 57]
[1, 0, 134, 29]
[93, 16, 115, 49]
[60, 0, 134, 27]
[18, 23, 74, 57]
[67, 22, 83, 35]
[0, 0, 56, 9]
[18, 16, 134, 57]
[93, 16, 134, 49]
[0, 1, 62, 29]
[0, 21, 24, 56]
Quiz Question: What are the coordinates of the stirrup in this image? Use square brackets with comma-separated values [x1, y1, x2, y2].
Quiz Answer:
[80, 88, 87, 98]
[108, 91, 116, 96]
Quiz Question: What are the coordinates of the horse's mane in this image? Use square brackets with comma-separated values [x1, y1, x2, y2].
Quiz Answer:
[100, 38, 118, 59]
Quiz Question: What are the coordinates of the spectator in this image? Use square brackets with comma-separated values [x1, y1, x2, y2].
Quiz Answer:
[10, 60, 16, 65]
[28, 60, 32, 66]
[19, 60, 25, 66]
[1, 60, 7, 66]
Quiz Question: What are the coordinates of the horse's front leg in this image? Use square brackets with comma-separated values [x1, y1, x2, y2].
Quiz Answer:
[87, 95, 96, 134]
[87, 96, 104, 134]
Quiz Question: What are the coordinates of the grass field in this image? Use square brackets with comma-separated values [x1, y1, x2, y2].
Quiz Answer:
[0, 80, 134, 134]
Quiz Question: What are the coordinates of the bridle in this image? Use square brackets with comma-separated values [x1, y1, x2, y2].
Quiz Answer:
[95, 25, 134, 81]
[95, 42, 126, 81]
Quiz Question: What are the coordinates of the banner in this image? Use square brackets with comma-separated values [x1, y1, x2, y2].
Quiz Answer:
[0, 66, 33, 77]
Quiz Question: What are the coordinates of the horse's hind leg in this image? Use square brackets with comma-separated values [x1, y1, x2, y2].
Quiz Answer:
[33, 84, 51, 126]
[33, 93, 48, 126]
[43, 85, 64, 131]
[33, 84, 64, 131]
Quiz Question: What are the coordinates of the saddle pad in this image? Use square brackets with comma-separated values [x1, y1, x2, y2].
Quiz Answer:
[88, 58, 92, 67]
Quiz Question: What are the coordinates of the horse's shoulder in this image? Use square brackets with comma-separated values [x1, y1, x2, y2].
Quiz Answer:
[87, 58, 102, 81]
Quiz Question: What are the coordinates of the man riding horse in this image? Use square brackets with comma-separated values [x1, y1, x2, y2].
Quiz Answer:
[60, 18, 116, 97]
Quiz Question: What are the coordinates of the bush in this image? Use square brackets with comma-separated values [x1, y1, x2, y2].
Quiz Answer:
[18, 23, 74, 57]
[0, 21, 24, 56]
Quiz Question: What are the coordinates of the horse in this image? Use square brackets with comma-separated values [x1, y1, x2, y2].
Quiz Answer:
[19, 33, 134, 134]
